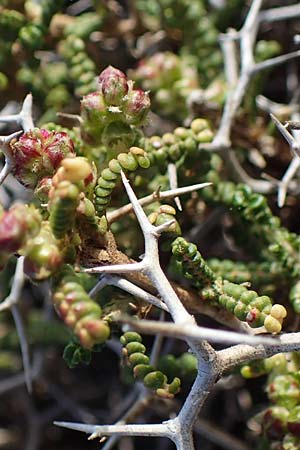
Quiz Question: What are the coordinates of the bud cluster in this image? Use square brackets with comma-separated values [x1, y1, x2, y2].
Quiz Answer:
[15, 0, 63, 51]
[136, 0, 222, 84]
[240, 353, 300, 448]
[9, 128, 75, 189]
[80, 66, 150, 147]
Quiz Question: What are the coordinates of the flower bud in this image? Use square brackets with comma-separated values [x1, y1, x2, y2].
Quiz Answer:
[80, 91, 107, 144]
[44, 131, 75, 167]
[124, 89, 151, 125]
[0, 209, 26, 253]
[0, 204, 41, 253]
[10, 128, 75, 188]
[80, 91, 107, 120]
[98, 66, 128, 106]
[59, 157, 97, 189]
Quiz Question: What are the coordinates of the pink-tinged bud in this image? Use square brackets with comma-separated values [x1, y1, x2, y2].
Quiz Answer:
[44, 132, 75, 169]
[0, 210, 25, 252]
[98, 66, 128, 106]
[124, 89, 151, 125]
[10, 129, 75, 188]
[0, 204, 42, 253]
[80, 92, 107, 144]
[58, 157, 97, 191]
[81, 91, 107, 117]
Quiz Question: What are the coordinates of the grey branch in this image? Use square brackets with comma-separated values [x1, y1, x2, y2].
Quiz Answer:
[121, 316, 278, 346]
[271, 113, 300, 157]
[219, 332, 300, 372]
[89, 275, 169, 312]
[259, 3, 300, 24]
[106, 182, 211, 224]
[0, 256, 25, 312]
[54, 420, 175, 440]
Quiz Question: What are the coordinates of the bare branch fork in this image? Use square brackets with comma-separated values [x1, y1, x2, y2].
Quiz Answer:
[212, 0, 300, 151]
[89, 274, 169, 312]
[207, 1, 300, 199]
[256, 66, 300, 207]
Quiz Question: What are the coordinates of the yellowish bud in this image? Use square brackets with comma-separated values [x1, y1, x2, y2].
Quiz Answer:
[159, 205, 176, 215]
[270, 304, 287, 320]
[130, 146, 146, 156]
[264, 315, 282, 334]
[61, 157, 92, 183]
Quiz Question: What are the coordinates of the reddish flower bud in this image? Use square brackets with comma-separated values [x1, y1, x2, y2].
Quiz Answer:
[0, 204, 41, 254]
[80, 92, 107, 144]
[98, 66, 128, 106]
[44, 132, 75, 169]
[0, 209, 25, 252]
[10, 128, 75, 188]
[124, 89, 151, 125]
[80, 91, 107, 118]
